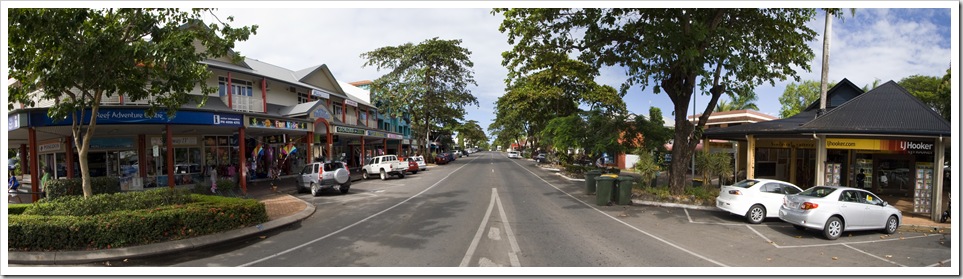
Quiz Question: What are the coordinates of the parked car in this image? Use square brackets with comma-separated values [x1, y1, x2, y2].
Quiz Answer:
[779, 186, 901, 240]
[361, 155, 407, 180]
[434, 153, 449, 165]
[405, 158, 419, 174]
[535, 153, 547, 164]
[445, 152, 456, 162]
[716, 179, 803, 224]
[461, 150, 469, 157]
[410, 156, 427, 171]
[507, 151, 520, 159]
[296, 161, 351, 196]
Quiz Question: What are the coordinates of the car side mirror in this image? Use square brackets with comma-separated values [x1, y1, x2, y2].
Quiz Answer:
[881, 201, 888, 207]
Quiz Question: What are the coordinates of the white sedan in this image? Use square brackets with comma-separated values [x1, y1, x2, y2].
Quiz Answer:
[716, 179, 803, 224]
[779, 186, 901, 240]
[507, 151, 520, 159]
[410, 156, 427, 171]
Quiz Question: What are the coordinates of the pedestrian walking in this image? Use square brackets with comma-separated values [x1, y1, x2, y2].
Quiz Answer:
[209, 165, 218, 193]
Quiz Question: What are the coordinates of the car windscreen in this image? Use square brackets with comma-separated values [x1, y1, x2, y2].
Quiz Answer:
[323, 163, 342, 172]
[798, 186, 836, 198]
[731, 180, 759, 188]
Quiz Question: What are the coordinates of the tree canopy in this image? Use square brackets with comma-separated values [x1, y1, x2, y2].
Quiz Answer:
[496, 8, 819, 194]
[899, 71, 950, 122]
[362, 37, 479, 153]
[778, 80, 835, 118]
[8, 8, 257, 197]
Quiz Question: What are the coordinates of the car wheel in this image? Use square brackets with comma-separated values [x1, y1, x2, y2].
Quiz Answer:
[746, 204, 766, 224]
[362, 171, 370, 180]
[883, 215, 899, 234]
[792, 225, 806, 231]
[310, 183, 320, 197]
[380, 169, 387, 180]
[412, 170, 418, 174]
[823, 216, 843, 240]
[339, 184, 350, 194]
[398, 172, 405, 179]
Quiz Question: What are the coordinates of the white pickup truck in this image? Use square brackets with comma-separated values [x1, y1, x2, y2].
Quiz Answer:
[361, 155, 408, 180]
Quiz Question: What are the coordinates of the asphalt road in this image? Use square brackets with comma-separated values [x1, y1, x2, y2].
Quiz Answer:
[109, 151, 952, 273]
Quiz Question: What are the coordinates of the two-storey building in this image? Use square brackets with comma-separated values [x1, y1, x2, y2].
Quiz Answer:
[8, 51, 402, 197]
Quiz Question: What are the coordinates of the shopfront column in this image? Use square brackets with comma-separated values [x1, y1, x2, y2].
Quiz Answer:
[931, 137, 945, 222]
[19, 144, 27, 176]
[746, 135, 756, 180]
[789, 146, 797, 185]
[360, 136, 366, 166]
[306, 131, 314, 162]
[28, 128, 39, 202]
[239, 127, 247, 195]
[815, 135, 827, 186]
[166, 125, 175, 189]
[383, 139, 387, 156]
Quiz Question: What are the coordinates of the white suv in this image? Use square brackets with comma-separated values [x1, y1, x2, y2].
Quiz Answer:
[296, 161, 351, 196]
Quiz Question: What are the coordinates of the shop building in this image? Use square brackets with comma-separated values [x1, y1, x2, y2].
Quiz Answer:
[347, 80, 414, 157]
[703, 79, 951, 221]
[8, 53, 402, 201]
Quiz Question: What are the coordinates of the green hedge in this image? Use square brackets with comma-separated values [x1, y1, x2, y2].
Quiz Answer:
[8, 204, 31, 215]
[45, 176, 122, 199]
[8, 194, 267, 251]
[23, 188, 193, 216]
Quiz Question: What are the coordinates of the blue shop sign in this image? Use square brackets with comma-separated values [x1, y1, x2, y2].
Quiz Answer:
[30, 109, 242, 127]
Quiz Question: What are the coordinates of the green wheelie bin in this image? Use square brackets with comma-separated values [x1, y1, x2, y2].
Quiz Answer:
[585, 170, 602, 195]
[616, 175, 635, 205]
[595, 175, 616, 206]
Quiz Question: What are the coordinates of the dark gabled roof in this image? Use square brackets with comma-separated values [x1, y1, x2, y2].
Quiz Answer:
[802, 78, 864, 112]
[703, 80, 860, 140]
[702, 109, 818, 140]
[797, 80, 950, 136]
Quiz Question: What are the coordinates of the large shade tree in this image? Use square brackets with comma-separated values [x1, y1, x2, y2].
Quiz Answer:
[899, 71, 951, 122]
[8, 8, 257, 198]
[777, 80, 835, 118]
[496, 8, 819, 194]
[362, 37, 479, 154]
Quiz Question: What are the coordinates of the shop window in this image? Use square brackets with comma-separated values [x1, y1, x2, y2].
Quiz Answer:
[218, 76, 258, 112]
[360, 111, 367, 125]
[298, 91, 311, 104]
[333, 103, 343, 119]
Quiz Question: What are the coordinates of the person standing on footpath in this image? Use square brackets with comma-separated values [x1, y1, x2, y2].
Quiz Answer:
[209, 165, 218, 193]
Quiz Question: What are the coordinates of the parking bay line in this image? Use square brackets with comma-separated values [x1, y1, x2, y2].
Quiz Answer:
[842, 243, 907, 267]
[238, 156, 479, 267]
[746, 224, 940, 249]
[508, 158, 728, 267]
[313, 192, 378, 205]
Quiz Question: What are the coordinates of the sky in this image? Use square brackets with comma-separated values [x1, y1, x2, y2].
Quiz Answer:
[158, 3, 951, 140]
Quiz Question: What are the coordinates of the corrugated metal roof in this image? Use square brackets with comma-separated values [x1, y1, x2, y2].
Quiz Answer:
[798, 80, 950, 136]
[201, 59, 345, 99]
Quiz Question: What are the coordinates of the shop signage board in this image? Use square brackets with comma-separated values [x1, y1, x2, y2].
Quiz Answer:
[246, 116, 310, 131]
[38, 142, 62, 153]
[826, 138, 934, 155]
[335, 126, 366, 135]
[345, 100, 358, 107]
[366, 130, 387, 138]
[756, 139, 816, 149]
[30, 109, 242, 127]
[150, 136, 198, 146]
[386, 133, 404, 139]
[90, 137, 135, 149]
[8, 113, 22, 131]
[311, 89, 330, 99]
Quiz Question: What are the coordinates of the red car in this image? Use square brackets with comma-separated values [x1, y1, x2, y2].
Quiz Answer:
[434, 154, 449, 165]
[406, 158, 419, 174]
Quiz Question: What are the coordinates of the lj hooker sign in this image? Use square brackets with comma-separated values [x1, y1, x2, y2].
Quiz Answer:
[826, 138, 934, 155]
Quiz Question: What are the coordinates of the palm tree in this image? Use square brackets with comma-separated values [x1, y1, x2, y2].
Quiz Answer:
[715, 89, 760, 112]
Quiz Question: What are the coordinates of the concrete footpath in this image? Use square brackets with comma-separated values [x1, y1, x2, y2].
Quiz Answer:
[8, 176, 315, 265]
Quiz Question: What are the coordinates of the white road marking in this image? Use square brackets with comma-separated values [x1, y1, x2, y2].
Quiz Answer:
[488, 227, 502, 240]
[747, 224, 940, 249]
[494, 189, 522, 267]
[313, 193, 378, 205]
[239, 157, 478, 267]
[684, 208, 790, 227]
[843, 243, 907, 267]
[460, 189, 498, 267]
[926, 259, 952, 267]
[478, 257, 501, 267]
[507, 158, 728, 267]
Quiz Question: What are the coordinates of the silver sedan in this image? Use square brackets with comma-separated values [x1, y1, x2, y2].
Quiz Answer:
[778, 186, 901, 240]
